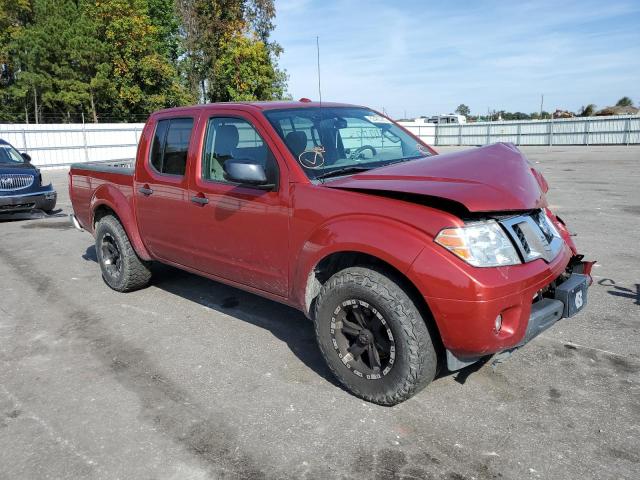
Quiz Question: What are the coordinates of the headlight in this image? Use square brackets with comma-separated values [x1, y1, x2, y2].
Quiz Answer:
[435, 221, 521, 267]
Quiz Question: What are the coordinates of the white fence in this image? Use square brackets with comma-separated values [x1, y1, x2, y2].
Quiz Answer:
[399, 115, 640, 147]
[1, 115, 638, 168]
[0, 123, 144, 168]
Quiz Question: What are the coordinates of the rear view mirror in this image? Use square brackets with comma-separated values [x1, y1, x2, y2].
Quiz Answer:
[21, 152, 31, 163]
[223, 158, 269, 186]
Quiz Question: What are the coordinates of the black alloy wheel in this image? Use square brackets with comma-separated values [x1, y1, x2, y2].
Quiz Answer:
[100, 232, 123, 280]
[330, 299, 396, 380]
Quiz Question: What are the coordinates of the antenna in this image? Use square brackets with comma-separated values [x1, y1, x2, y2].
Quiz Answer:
[315, 35, 327, 182]
[316, 36, 322, 105]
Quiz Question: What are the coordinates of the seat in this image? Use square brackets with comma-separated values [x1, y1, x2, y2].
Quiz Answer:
[285, 131, 308, 160]
[211, 124, 239, 180]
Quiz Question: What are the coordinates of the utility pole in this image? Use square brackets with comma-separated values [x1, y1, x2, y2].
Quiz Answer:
[540, 94, 544, 119]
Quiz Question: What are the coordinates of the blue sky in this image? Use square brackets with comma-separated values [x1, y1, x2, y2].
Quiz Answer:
[272, 0, 640, 118]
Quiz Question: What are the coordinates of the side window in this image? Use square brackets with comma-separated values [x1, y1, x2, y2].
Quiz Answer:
[149, 118, 194, 176]
[150, 120, 169, 172]
[202, 117, 278, 186]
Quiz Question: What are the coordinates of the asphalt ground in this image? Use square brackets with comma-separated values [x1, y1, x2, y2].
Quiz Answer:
[0, 146, 638, 480]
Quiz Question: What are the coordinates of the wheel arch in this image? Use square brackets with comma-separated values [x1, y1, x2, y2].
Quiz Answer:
[303, 250, 444, 356]
[90, 185, 152, 261]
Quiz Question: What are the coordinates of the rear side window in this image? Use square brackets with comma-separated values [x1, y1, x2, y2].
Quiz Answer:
[149, 118, 194, 176]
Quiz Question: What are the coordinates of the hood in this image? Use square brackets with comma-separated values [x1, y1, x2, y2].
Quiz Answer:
[324, 143, 547, 213]
[0, 163, 37, 174]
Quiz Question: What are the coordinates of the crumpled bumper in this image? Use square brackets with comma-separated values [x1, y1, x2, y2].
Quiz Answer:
[446, 269, 591, 371]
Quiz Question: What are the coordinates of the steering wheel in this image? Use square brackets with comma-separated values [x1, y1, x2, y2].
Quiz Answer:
[349, 145, 377, 160]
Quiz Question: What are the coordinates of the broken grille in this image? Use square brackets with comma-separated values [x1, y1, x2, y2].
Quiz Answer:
[500, 211, 563, 263]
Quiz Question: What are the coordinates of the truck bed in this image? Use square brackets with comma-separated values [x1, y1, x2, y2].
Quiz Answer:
[69, 161, 135, 231]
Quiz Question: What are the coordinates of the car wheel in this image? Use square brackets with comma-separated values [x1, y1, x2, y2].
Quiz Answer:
[95, 215, 151, 292]
[313, 266, 438, 405]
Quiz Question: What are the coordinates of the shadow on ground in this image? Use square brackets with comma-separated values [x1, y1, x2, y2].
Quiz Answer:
[82, 245, 344, 390]
[598, 278, 640, 306]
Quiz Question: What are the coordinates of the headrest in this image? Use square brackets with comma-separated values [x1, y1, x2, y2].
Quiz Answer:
[214, 124, 239, 155]
[285, 131, 308, 157]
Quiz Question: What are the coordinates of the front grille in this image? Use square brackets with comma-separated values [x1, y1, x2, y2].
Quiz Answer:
[512, 224, 531, 254]
[500, 210, 563, 263]
[0, 174, 34, 191]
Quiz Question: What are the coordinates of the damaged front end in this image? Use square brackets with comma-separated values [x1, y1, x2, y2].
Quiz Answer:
[443, 209, 595, 372]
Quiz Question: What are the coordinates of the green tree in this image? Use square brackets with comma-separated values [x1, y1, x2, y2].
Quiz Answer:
[579, 104, 596, 117]
[1, 0, 288, 122]
[3, 0, 113, 123]
[176, 0, 287, 102]
[0, 0, 33, 121]
[615, 96, 633, 107]
[92, 0, 193, 120]
[454, 104, 470, 117]
[146, 0, 182, 62]
[211, 28, 287, 101]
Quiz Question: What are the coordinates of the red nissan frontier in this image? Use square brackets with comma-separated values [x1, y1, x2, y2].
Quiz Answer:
[69, 101, 592, 405]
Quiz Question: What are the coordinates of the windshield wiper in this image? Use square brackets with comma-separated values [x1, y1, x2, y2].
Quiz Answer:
[315, 166, 372, 180]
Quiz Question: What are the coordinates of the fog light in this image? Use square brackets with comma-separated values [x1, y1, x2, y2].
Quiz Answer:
[494, 314, 503, 332]
[45, 192, 56, 200]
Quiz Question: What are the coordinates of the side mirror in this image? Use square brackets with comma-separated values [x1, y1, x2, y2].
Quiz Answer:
[223, 158, 269, 186]
[21, 152, 31, 163]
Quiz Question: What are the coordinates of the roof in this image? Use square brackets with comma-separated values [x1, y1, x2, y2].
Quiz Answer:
[595, 105, 640, 116]
[152, 100, 365, 116]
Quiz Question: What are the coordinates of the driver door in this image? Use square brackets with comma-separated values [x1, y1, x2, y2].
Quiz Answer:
[185, 110, 290, 297]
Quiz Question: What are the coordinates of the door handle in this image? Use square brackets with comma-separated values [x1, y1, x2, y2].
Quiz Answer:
[191, 195, 209, 205]
[139, 186, 153, 196]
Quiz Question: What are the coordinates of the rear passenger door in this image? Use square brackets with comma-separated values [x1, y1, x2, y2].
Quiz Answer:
[186, 111, 290, 297]
[135, 116, 197, 266]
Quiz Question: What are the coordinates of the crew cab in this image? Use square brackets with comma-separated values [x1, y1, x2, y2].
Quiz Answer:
[69, 101, 592, 405]
[0, 139, 57, 214]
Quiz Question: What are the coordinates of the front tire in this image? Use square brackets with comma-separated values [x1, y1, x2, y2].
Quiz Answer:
[95, 215, 151, 292]
[313, 267, 437, 406]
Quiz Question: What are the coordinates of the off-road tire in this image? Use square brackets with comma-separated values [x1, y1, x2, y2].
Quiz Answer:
[313, 266, 437, 406]
[95, 215, 151, 292]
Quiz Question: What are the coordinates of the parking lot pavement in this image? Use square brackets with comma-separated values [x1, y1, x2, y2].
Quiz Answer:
[1, 146, 638, 480]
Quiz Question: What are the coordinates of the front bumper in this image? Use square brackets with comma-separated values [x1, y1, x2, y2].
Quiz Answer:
[444, 271, 590, 371]
[0, 188, 57, 213]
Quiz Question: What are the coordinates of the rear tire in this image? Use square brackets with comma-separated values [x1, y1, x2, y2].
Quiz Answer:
[95, 215, 151, 292]
[313, 266, 437, 406]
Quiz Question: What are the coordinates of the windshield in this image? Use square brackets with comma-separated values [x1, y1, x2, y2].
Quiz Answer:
[0, 143, 25, 164]
[264, 107, 431, 180]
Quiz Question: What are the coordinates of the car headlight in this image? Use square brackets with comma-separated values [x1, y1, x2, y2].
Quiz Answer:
[435, 220, 521, 267]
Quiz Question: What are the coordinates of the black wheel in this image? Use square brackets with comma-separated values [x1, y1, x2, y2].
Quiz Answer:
[95, 215, 151, 292]
[313, 267, 437, 405]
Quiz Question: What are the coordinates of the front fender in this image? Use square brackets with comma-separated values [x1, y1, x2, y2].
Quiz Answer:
[292, 214, 432, 312]
[90, 184, 152, 260]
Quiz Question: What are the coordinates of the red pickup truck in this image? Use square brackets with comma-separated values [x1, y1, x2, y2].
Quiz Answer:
[69, 101, 592, 405]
